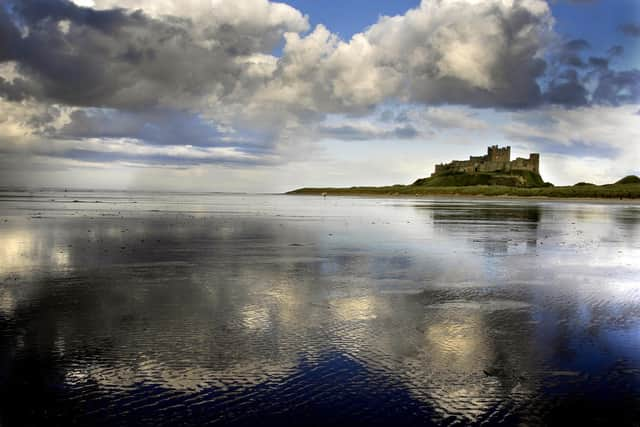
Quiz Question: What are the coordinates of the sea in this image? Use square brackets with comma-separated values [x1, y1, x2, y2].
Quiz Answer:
[1, 190, 639, 426]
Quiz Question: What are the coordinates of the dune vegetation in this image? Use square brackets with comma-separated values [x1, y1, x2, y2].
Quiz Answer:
[288, 175, 640, 199]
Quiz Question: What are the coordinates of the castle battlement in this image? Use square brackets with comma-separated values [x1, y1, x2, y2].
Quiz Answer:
[432, 146, 539, 177]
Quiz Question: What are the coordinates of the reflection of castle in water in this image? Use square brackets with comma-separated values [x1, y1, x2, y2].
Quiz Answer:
[422, 202, 543, 254]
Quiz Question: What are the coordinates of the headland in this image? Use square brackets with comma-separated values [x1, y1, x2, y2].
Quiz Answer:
[288, 146, 640, 199]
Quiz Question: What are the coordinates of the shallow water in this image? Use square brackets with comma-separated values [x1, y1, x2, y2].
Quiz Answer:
[1, 191, 639, 426]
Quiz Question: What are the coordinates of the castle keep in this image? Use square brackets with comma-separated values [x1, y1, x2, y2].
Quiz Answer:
[432, 145, 539, 177]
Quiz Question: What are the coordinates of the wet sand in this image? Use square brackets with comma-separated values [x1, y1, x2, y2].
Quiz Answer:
[1, 191, 639, 426]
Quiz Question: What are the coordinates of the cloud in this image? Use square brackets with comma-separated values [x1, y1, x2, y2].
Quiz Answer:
[543, 40, 640, 107]
[544, 81, 589, 106]
[2, 0, 634, 119]
[503, 105, 640, 184]
[420, 108, 489, 131]
[550, 39, 591, 69]
[619, 23, 640, 37]
[501, 105, 639, 185]
[255, 0, 553, 112]
[88, 0, 309, 35]
[607, 45, 624, 57]
[0, 92, 280, 171]
[565, 39, 591, 51]
[0, 0, 638, 191]
[46, 142, 269, 167]
[592, 69, 640, 105]
[0, 0, 307, 109]
[588, 56, 609, 69]
[315, 104, 490, 142]
[317, 123, 419, 141]
[56, 109, 249, 148]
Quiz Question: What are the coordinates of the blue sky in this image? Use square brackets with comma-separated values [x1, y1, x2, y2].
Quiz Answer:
[550, 0, 640, 68]
[284, 0, 421, 38]
[0, 0, 638, 191]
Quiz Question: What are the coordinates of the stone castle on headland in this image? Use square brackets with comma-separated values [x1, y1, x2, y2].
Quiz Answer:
[432, 145, 539, 177]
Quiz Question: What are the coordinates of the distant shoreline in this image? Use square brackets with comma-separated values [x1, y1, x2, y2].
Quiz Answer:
[286, 192, 640, 204]
[287, 184, 640, 202]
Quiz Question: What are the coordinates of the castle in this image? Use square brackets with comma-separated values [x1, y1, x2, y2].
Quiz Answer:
[432, 145, 539, 177]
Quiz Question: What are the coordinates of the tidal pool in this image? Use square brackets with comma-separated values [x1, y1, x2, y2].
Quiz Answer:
[0, 191, 639, 426]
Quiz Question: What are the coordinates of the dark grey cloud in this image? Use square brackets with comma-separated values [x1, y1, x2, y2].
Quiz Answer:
[565, 39, 590, 51]
[588, 56, 609, 69]
[544, 81, 589, 106]
[0, 0, 272, 109]
[13, 0, 136, 32]
[378, 109, 395, 123]
[607, 45, 624, 57]
[45, 107, 278, 164]
[521, 136, 619, 158]
[404, 4, 549, 109]
[560, 54, 586, 68]
[0, 76, 35, 102]
[544, 69, 589, 106]
[57, 109, 228, 147]
[553, 39, 591, 69]
[592, 69, 640, 106]
[317, 124, 419, 141]
[619, 23, 640, 37]
[544, 39, 639, 107]
[46, 148, 271, 167]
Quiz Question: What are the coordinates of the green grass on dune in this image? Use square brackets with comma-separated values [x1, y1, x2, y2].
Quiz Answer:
[616, 175, 640, 185]
[288, 174, 640, 199]
[412, 169, 546, 188]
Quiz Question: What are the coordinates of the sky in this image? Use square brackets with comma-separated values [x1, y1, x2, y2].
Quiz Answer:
[0, 0, 638, 192]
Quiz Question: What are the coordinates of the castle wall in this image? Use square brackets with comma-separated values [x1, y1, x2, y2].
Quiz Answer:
[510, 154, 539, 173]
[432, 146, 540, 176]
[477, 161, 509, 172]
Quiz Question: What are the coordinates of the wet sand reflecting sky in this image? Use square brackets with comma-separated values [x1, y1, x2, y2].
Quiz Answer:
[1, 192, 639, 426]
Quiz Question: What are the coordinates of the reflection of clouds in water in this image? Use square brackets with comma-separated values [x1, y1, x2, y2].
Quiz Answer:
[53, 248, 70, 269]
[36, 263, 335, 395]
[417, 303, 535, 421]
[0, 290, 16, 316]
[1, 194, 640, 424]
[50, 278, 307, 393]
[0, 229, 33, 273]
[241, 304, 271, 331]
[0, 227, 72, 317]
[425, 315, 487, 362]
[0, 228, 73, 274]
[64, 357, 299, 393]
[329, 296, 537, 423]
[555, 248, 640, 270]
[331, 296, 378, 321]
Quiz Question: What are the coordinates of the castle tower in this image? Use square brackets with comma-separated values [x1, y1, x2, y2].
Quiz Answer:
[487, 145, 511, 162]
[529, 153, 540, 173]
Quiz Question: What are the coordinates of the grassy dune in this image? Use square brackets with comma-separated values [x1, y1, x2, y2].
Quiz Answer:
[412, 169, 547, 187]
[288, 175, 640, 199]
